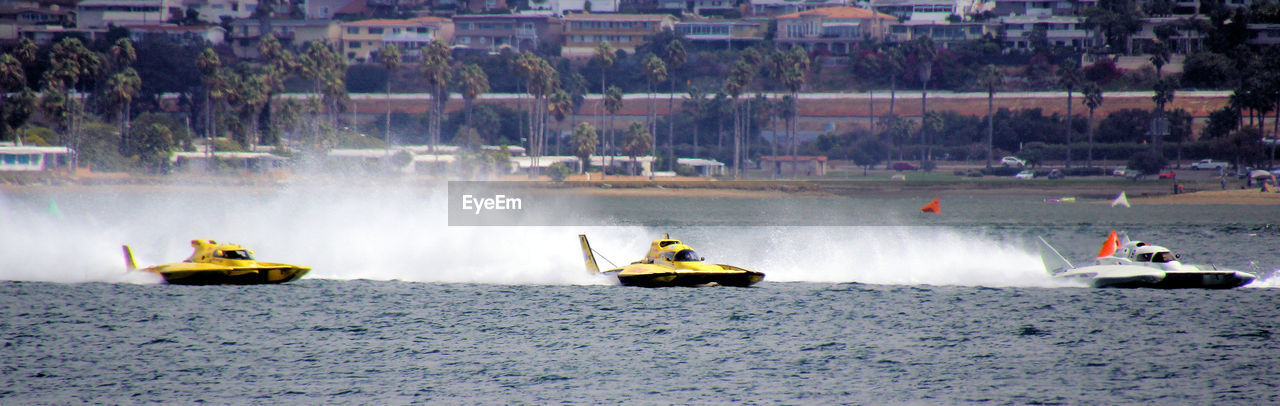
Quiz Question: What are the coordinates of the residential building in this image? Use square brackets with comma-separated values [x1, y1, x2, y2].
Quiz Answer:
[0, 145, 72, 172]
[999, 14, 1090, 50]
[888, 20, 992, 45]
[181, 0, 258, 24]
[77, 0, 182, 29]
[989, 0, 1093, 17]
[674, 19, 766, 47]
[871, 0, 979, 20]
[451, 14, 559, 54]
[1128, 16, 1205, 54]
[1249, 23, 1280, 46]
[227, 18, 340, 59]
[690, 0, 736, 16]
[339, 18, 452, 63]
[560, 12, 676, 57]
[526, 0, 618, 15]
[774, 6, 895, 54]
[6, 25, 103, 45]
[302, 0, 371, 19]
[749, 0, 850, 17]
[126, 24, 226, 45]
[0, 0, 75, 26]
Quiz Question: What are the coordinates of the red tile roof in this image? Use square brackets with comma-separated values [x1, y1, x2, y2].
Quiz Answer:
[778, 6, 896, 20]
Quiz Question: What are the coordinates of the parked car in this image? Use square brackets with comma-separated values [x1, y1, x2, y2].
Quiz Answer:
[1047, 169, 1064, 179]
[1189, 159, 1228, 170]
[1001, 156, 1027, 167]
[891, 161, 919, 171]
[1014, 170, 1035, 180]
[1112, 167, 1130, 177]
[1158, 172, 1176, 179]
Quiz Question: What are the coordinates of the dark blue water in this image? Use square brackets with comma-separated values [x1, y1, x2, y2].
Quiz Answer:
[2, 280, 1278, 403]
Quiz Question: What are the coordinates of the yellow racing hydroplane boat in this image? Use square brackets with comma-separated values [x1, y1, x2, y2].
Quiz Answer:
[124, 239, 310, 285]
[579, 234, 764, 287]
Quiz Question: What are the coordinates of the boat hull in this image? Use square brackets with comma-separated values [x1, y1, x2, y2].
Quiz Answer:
[1093, 271, 1254, 289]
[613, 270, 764, 288]
[160, 267, 310, 285]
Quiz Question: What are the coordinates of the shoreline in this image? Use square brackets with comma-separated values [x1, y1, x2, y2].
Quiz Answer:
[4, 173, 1276, 204]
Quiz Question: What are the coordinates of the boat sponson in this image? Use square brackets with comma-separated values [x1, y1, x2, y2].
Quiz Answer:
[160, 266, 310, 285]
[1094, 271, 1254, 289]
[617, 270, 764, 287]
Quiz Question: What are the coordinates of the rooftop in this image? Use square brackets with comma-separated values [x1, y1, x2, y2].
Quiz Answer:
[778, 6, 896, 20]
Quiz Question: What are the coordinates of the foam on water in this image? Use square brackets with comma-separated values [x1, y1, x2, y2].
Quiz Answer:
[0, 183, 1076, 287]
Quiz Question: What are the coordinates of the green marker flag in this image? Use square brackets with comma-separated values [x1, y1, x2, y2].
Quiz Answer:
[47, 197, 62, 218]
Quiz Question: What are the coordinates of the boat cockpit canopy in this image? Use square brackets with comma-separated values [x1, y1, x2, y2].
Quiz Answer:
[216, 249, 254, 260]
[674, 249, 701, 262]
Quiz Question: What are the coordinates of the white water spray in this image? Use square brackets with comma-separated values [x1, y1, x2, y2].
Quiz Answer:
[0, 183, 1063, 287]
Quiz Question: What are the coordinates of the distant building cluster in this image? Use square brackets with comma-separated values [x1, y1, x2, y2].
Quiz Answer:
[1, 0, 1276, 62]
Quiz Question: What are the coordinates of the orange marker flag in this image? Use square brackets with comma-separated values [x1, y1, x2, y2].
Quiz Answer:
[1096, 230, 1119, 258]
[921, 198, 941, 214]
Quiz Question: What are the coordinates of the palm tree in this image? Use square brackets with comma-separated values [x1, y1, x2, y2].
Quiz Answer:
[641, 53, 667, 161]
[724, 60, 750, 179]
[1152, 77, 1178, 156]
[548, 89, 572, 155]
[662, 39, 686, 169]
[257, 33, 295, 147]
[909, 36, 937, 162]
[106, 68, 141, 151]
[978, 65, 1003, 169]
[420, 41, 452, 151]
[569, 121, 598, 174]
[1082, 82, 1103, 168]
[683, 86, 706, 159]
[593, 42, 615, 132]
[1059, 60, 1083, 167]
[1149, 41, 1171, 77]
[623, 122, 653, 176]
[49, 38, 100, 172]
[458, 63, 489, 134]
[379, 44, 401, 150]
[604, 85, 623, 166]
[782, 47, 809, 172]
[197, 47, 221, 157]
[881, 46, 905, 120]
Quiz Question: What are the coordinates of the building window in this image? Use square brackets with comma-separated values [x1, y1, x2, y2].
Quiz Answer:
[347, 27, 359, 34]
[369, 27, 384, 34]
[460, 36, 471, 43]
[350, 41, 361, 48]
[393, 28, 401, 34]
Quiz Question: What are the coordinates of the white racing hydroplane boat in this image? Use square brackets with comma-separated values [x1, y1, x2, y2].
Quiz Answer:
[1037, 231, 1256, 289]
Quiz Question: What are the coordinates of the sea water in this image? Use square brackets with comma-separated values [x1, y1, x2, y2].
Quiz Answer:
[2, 184, 1279, 403]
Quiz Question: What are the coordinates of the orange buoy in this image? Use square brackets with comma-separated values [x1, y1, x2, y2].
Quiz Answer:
[921, 198, 941, 214]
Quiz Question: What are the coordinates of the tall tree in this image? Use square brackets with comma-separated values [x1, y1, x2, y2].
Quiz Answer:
[1149, 41, 1171, 76]
[108, 38, 138, 149]
[548, 89, 572, 156]
[683, 85, 706, 159]
[0, 54, 31, 142]
[1082, 83, 1104, 168]
[257, 33, 295, 147]
[569, 121, 598, 174]
[48, 37, 101, 172]
[661, 39, 686, 170]
[641, 53, 667, 161]
[593, 42, 615, 132]
[978, 64, 1003, 169]
[420, 41, 452, 152]
[604, 85, 623, 166]
[458, 62, 489, 135]
[909, 36, 937, 162]
[196, 47, 222, 157]
[622, 122, 652, 176]
[781, 47, 809, 171]
[1059, 60, 1083, 167]
[380, 43, 401, 150]
[1152, 77, 1178, 156]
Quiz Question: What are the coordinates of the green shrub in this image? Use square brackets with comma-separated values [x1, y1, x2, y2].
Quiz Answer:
[547, 162, 571, 182]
